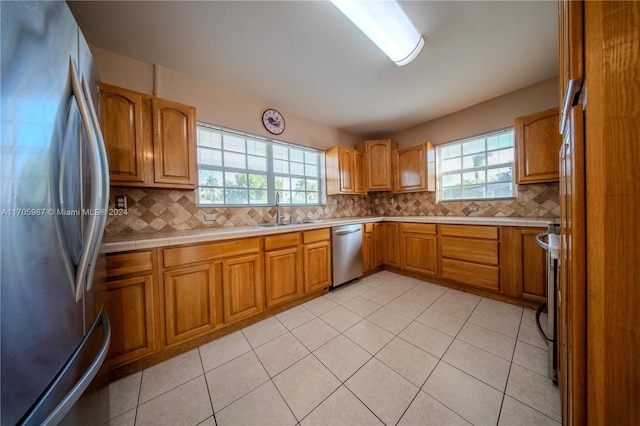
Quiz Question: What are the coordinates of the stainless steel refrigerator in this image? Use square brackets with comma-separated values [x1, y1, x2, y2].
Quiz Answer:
[1, 2, 111, 424]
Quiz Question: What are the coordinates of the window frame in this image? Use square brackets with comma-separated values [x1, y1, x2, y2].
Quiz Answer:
[436, 127, 516, 202]
[196, 123, 326, 207]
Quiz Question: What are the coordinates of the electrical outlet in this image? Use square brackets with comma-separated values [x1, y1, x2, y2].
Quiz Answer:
[388, 198, 394, 205]
[349, 198, 355, 206]
[204, 214, 217, 221]
[374, 198, 379, 205]
[114, 195, 127, 209]
[333, 199, 339, 206]
[467, 205, 479, 212]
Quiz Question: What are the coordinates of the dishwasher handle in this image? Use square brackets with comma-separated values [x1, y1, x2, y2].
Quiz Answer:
[334, 229, 361, 235]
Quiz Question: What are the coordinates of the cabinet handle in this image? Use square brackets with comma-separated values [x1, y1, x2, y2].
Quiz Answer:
[560, 79, 583, 134]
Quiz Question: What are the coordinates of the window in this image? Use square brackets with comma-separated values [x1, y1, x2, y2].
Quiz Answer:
[437, 128, 515, 201]
[196, 123, 324, 206]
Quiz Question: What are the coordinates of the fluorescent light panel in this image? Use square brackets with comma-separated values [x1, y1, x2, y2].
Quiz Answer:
[331, 0, 425, 66]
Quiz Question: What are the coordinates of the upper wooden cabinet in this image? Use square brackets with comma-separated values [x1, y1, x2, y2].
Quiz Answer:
[99, 84, 145, 184]
[515, 108, 562, 184]
[355, 139, 398, 192]
[151, 98, 197, 187]
[325, 146, 366, 195]
[99, 83, 197, 189]
[393, 142, 435, 193]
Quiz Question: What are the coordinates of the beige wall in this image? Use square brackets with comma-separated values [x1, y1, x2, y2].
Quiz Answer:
[391, 77, 559, 147]
[91, 46, 360, 151]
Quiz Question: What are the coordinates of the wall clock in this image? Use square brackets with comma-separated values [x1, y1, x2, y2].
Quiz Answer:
[262, 109, 285, 135]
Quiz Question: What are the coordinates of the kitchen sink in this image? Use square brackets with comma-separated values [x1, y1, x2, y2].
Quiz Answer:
[254, 219, 323, 228]
[254, 223, 286, 228]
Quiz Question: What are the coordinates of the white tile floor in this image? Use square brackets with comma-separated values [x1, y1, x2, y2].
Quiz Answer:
[108, 271, 561, 426]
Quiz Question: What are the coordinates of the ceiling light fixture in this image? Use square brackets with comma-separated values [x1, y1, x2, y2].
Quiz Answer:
[331, 0, 426, 67]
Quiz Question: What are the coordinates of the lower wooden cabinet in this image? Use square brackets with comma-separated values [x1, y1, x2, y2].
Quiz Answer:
[163, 263, 217, 347]
[511, 227, 547, 303]
[222, 254, 263, 324]
[363, 223, 385, 274]
[303, 229, 332, 293]
[264, 233, 302, 307]
[105, 250, 157, 367]
[401, 223, 437, 276]
[382, 222, 400, 267]
[106, 274, 156, 366]
[440, 225, 500, 291]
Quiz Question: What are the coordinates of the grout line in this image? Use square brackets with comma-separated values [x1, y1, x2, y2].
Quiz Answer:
[197, 346, 218, 426]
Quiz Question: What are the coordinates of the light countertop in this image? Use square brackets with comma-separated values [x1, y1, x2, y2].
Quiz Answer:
[102, 216, 557, 253]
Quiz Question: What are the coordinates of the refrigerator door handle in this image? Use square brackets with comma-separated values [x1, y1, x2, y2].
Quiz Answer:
[40, 311, 111, 426]
[69, 56, 103, 302]
[81, 76, 110, 292]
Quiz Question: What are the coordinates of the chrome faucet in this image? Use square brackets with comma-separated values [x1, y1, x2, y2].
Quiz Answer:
[275, 192, 283, 225]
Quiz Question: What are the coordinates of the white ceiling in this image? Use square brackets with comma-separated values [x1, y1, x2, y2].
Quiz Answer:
[68, 1, 559, 138]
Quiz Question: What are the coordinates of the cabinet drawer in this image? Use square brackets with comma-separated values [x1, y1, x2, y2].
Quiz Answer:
[440, 225, 499, 240]
[264, 232, 301, 251]
[442, 259, 500, 291]
[441, 236, 499, 265]
[107, 250, 153, 278]
[363, 223, 374, 233]
[163, 238, 260, 268]
[401, 223, 436, 234]
[303, 228, 330, 244]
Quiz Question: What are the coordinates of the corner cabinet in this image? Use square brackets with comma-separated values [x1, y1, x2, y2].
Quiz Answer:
[355, 139, 398, 192]
[393, 142, 435, 193]
[99, 83, 197, 189]
[325, 146, 366, 195]
[515, 107, 562, 184]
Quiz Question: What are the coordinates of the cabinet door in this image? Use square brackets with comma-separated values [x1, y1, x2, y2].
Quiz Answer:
[99, 84, 145, 183]
[401, 231, 437, 276]
[394, 142, 435, 193]
[222, 254, 263, 324]
[366, 140, 394, 191]
[512, 228, 547, 303]
[163, 263, 217, 346]
[362, 226, 374, 273]
[152, 98, 197, 187]
[353, 150, 366, 194]
[373, 223, 384, 267]
[338, 147, 355, 193]
[106, 275, 156, 365]
[382, 223, 400, 267]
[515, 108, 562, 184]
[304, 241, 331, 292]
[265, 247, 302, 307]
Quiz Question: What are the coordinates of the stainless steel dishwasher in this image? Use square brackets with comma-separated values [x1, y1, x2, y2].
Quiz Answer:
[331, 224, 363, 287]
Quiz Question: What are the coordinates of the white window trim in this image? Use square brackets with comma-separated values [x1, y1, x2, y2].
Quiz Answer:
[196, 122, 326, 207]
[436, 127, 516, 202]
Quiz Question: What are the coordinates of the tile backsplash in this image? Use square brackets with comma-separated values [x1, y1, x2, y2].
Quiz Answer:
[105, 183, 559, 236]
